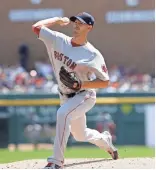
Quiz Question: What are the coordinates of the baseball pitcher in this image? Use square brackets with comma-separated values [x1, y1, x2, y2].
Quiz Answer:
[32, 12, 118, 169]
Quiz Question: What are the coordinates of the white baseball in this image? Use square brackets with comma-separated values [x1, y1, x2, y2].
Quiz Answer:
[62, 17, 70, 22]
[60, 17, 70, 26]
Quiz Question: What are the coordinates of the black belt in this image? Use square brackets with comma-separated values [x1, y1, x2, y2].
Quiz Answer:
[59, 90, 86, 98]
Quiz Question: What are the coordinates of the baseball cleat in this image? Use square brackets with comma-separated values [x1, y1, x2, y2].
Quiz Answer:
[44, 162, 63, 169]
[102, 131, 119, 160]
[108, 150, 118, 160]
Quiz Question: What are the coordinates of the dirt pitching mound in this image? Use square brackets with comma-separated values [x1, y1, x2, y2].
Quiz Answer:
[0, 158, 155, 169]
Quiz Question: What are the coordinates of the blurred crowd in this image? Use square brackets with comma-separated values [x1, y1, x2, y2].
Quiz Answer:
[0, 62, 155, 94]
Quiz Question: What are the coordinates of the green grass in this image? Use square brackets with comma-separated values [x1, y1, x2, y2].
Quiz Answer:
[0, 146, 154, 163]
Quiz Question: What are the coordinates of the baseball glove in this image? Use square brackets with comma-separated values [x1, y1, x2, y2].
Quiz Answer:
[59, 66, 82, 91]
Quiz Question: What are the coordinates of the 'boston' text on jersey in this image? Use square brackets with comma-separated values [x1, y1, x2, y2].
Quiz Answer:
[54, 51, 77, 70]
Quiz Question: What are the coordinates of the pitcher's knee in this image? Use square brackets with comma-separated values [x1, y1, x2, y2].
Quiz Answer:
[73, 133, 86, 142]
[57, 107, 72, 122]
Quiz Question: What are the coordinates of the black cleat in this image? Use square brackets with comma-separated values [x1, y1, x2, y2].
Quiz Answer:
[102, 131, 119, 160]
[44, 163, 63, 169]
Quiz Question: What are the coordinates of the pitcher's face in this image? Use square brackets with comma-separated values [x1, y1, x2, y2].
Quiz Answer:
[72, 19, 92, 37]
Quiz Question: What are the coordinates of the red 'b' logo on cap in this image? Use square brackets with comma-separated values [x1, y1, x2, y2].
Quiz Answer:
[101, 65, 108, 72]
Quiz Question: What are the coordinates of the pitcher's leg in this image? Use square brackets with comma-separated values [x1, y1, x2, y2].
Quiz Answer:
[47, 90, 96, 167]
[47, 107, 71, 166]
[71, 115, 106, 147]
[71, 115, 118, 159]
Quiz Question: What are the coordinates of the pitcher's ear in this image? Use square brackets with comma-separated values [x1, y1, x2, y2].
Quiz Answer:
[88, 25, 93, 31]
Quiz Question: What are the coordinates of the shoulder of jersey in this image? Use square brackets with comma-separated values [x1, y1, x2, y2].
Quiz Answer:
[87, 42, 103, 57]
[56, 31, 69, 39]
[52, 31, 71, 45]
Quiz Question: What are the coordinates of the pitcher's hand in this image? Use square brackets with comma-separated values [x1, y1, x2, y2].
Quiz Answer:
[58, 17, 70, 26]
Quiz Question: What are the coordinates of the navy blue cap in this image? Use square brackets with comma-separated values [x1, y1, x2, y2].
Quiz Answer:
[70, 12, 95, 26]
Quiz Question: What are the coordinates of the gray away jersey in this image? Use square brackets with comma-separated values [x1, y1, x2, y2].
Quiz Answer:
[39, 26, 109, 94]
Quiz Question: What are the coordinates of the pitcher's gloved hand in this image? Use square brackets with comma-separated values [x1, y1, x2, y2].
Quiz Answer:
[59, 66, 82, 91]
